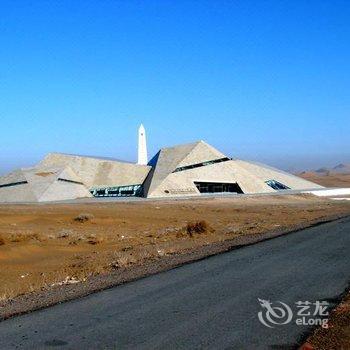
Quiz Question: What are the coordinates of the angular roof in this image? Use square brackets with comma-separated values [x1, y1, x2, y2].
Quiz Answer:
[232, 159, 322, 189]
[144, 140, 229, 197]
[0, 166, 91, 202]
[55, 153, 134, 164]
[176, 141, 226, 168]
[39, 153, 151, 188]
[0, 169, 27, 187]
[145, 141, 198, 195]
[143, 141, 323, 198]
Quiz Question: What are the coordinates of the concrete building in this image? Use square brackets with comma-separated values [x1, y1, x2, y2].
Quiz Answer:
[0, 137, 322, 202]
[39, 153, 151, 198]
[0, 166, 91, 203]
[142, 140, 322, 198]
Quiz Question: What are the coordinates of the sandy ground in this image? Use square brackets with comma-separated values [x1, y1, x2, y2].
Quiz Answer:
[305, 290, 350, 350]
[299, 172, 350, 188]
[0, 194, 349, 304]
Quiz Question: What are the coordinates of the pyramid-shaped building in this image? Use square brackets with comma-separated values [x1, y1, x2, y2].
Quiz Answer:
[0, 140, 322, 202]
[142, 141, 321, 198]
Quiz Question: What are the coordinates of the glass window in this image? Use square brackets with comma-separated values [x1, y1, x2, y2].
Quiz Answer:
[57, 178, 83, 185]
[194, 181, 244, 194]
[173, 157, 231, 173]
[0, 181, 28, 188]
[265, 180, 290, 190]
[91, 184, 143, 197]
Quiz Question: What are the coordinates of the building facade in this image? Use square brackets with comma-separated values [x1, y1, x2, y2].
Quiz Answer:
[0, 140, 322, 202]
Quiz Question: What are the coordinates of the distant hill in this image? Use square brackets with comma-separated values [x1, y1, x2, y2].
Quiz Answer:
[300, 163, 350, 176]
[298, 163, 350, 187]
[333, 163, 350, 173]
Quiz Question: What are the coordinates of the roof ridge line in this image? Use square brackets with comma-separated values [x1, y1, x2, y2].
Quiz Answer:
[174, 142, 201, 170]
[146, 142, 200, 197]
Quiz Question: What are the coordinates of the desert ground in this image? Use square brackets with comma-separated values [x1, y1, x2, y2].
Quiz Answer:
[0, 194, 349, 304]
[299, 172, 350, 188]
[306, 291, 350, 350]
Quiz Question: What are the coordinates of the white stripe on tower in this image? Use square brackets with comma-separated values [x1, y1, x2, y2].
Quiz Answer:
[138, 124, 148, 165]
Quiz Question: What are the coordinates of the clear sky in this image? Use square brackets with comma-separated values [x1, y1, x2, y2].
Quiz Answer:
[1, 0, 349, 174]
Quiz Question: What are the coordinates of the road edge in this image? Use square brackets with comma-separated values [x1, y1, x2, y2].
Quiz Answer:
[1, 213, 349, 322]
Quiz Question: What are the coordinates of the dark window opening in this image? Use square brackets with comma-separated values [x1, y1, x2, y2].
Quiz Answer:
[265, 180, 290, 190]
[107, 189, 119, 195]
[91, 184, 143, 197]
[120, 190, 134, 195]
[173, 157, 231, 173]
[0, 181, 28, 188]
[194, 181, 244, 194]
[95, 189, 107, 196]
[57, 178, 84, 185]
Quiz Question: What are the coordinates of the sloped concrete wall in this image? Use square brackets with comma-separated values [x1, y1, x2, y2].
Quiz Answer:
[176, 141, 226, 168]
[40, 153, 151, 188]
[234, 160, 323, 190]
[0, 184, 37, 203]
[39, 181, 92, 202]
[146, 160, 272, 198]
[146, 159, 323, 198]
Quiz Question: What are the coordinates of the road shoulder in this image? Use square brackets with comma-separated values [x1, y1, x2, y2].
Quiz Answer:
[1, 213, 349, 321]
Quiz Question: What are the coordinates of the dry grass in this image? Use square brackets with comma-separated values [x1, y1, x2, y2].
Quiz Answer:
[0, 290, 14, 303]
[57, 229, 72, 239]
[87, 234, 103, 245]
[9, 233, 41, 243]
[113, 255, 133, 268]
[185, 220, 209, 237]
[74, 213, 94, 223]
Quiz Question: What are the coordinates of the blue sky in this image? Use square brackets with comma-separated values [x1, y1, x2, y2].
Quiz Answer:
[1, 0, 349, 174]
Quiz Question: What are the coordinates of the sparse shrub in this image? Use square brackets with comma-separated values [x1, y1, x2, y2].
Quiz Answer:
[10, 234, 22, 242]
[116, 256, 130, 267]
[186, 220, 209, 237]
[111, 251, 137, 267]
[57, 229, 73, 238]
[87, 234, 103, 245]
[0, 235, 5, 246]
[0, 289, 14, 303]
[74, 213, 94, 223]
[122, 245, 133, 252]
[10, 233, 41, 243]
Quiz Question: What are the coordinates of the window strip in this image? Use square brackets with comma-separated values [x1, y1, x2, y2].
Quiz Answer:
[173, 157, 231, 173]
[265, 180, 290, 190]
[57, 178, 84, 185]
[0, 181, 28, 188]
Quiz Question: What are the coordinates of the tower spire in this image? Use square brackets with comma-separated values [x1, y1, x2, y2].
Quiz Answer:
[138, 124, 148, 165]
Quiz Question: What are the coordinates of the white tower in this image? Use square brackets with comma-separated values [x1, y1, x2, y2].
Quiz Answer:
[138, 124, 148, 165]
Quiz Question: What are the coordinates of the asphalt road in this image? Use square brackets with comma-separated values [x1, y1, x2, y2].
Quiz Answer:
[1, 217, 350, 349]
